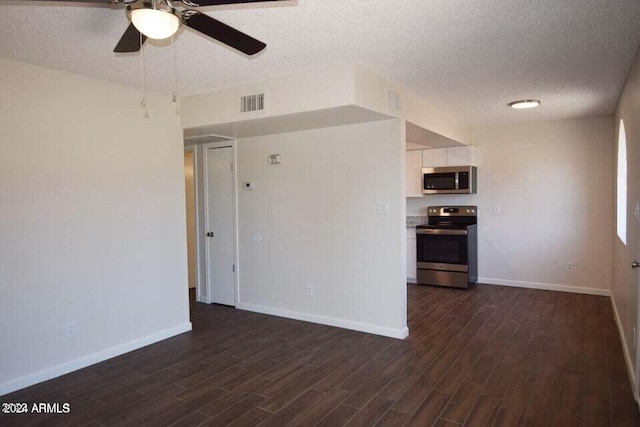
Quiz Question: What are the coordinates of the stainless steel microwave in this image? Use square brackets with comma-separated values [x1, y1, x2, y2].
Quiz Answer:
[422, 166, 477, 194]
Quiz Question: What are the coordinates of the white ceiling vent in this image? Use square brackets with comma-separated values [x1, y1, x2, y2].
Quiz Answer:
[386, 90, 401, 111]
[240, 93, 266, 113]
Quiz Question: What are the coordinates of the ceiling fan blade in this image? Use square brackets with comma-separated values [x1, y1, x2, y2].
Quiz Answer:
[183, 11, 266, 55]
[17, 0, 118, 3]
[182, 0, 287, 6]
[114, 23, 147, 53]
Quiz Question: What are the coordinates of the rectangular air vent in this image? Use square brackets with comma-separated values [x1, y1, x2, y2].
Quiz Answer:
[240, 93, 265, 113]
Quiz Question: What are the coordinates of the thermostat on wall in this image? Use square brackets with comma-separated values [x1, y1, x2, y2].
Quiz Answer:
[243, 182, 255, 190]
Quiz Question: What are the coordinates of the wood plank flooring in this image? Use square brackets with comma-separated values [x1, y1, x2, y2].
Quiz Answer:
[2, 284, 639, 426]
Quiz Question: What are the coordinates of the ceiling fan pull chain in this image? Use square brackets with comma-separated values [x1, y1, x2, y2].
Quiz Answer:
[139, 32, 149, 118]
[171, 34, 178, 104]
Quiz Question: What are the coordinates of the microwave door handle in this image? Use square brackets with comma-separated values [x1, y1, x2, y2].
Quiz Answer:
[417, 229, 468, 235]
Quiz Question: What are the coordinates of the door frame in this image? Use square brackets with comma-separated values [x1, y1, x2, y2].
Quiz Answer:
[184, 143, 205, 302]
[201, 140, 239, 306]
[635, 203, 640, 403]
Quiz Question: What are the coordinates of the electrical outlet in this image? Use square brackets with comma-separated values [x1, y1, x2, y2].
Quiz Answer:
[493, 206, 501, 215]
[306, 285, 314, 297]
[566, 262, 574, 272]
[65, 320, 77, 338]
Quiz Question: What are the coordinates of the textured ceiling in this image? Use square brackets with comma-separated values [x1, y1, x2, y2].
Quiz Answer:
[1, 0, 639, 126]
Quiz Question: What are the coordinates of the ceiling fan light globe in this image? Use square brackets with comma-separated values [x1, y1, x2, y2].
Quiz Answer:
[131, 8, 180, 40]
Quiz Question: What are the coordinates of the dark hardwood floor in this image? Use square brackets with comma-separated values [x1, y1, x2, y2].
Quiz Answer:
[2, 284, 639, 426]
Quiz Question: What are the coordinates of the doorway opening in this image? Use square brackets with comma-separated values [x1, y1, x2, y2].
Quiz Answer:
[183, 137, 238, 308]
[184, 148, 197, 296]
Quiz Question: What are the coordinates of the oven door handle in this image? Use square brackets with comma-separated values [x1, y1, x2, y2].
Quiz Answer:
[417, 229, 468, 235]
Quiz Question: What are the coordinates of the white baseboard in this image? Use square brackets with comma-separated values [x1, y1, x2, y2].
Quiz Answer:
[0, 322, 192, 396]
[479, 277, 611, 297]
[407, 277, 417, 284]
[237, 303, 409, 340]
[610, 296, 638, 403]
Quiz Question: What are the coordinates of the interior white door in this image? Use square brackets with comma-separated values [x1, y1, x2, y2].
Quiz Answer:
[205, 146, 235, 306]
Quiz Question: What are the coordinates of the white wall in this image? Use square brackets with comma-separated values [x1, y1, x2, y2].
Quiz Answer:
[408, 116, 614, 294]
[0, 59, 191, 394]
[613, 48, 640, 393]
[235, 120, 408, 338]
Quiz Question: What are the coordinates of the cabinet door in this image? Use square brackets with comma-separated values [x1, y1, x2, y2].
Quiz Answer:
[406, 150, 423, 198]
[422, 148, 447, 168]
[407, 230, 417, 282]
[446, 146, 477, 166]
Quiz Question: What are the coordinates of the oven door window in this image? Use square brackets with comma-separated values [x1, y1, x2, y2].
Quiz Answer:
[417, 233, 468, 265]
[423, 173, 456, 190]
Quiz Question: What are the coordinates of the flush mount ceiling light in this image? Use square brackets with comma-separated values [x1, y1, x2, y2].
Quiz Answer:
[129, 3, 180, 40]
[508, 99, 541, 109]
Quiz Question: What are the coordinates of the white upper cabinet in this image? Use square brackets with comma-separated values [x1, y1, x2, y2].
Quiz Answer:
[445, 146, 477, 166]
[422, 146, 477, 167]
[421, 148, 447, 168]
[406, 150, 424, 198]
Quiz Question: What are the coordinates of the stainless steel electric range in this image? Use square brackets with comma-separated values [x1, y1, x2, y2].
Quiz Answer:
[416, 206, 478, 289]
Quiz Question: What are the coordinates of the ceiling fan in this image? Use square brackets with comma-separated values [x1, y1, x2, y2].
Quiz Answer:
[26, 0, 286, 55]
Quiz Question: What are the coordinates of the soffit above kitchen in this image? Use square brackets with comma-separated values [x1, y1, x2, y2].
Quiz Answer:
[0, 0, 639, 126]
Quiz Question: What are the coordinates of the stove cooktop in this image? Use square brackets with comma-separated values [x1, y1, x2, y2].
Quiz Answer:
[419, 206, 478, 230]
[416, 223, 475, 230]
